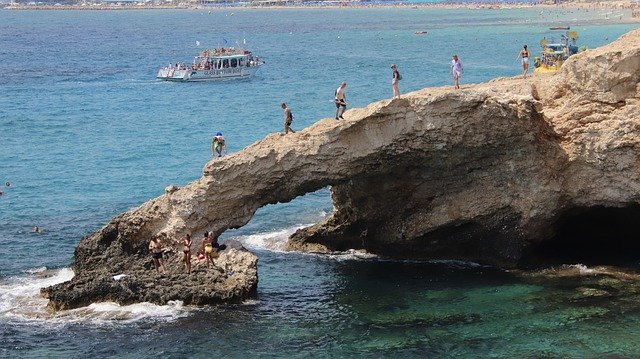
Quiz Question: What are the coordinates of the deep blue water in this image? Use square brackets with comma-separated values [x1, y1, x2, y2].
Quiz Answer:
[1, 7, 640, 358]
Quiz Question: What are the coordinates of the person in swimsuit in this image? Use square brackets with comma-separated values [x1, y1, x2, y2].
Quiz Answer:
[334, 82, 347, 120]
[450, 55, 463, 90]
[517, 45, 530, 79]
[391, 64, 400, 99]
[281, 103, 296, 135]
[148, 238, 166, 273]
[211, 132, 227, 158]
[202, 231, 216, 268]
[180, 234, 192, 274]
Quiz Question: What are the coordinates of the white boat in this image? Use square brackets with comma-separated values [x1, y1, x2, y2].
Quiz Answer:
[157, 47, 263, 82]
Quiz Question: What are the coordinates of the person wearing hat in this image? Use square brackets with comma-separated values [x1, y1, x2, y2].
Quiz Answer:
[211, 132, 227, 158]
[391, 64, 401, 98]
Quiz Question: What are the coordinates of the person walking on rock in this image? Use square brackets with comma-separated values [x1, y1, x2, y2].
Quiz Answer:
[281, 103, 296, 134]
[211, 132, 227, 158]
[391, 64, 401, 98]
[334, 82, 347, 120]
[450, 54, 463, 90]
[148, 238, 166, 274]
[516, 45, 530, 79]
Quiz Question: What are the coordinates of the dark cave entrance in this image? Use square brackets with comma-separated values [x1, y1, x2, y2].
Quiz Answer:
[522, 204, 640, 266]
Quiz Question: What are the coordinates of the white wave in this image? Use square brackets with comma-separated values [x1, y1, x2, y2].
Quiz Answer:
[23, 266, 48, 274]
[0, 267, 74, 320]
[564, 264, 596, 274]
[58, 300, 190, 325]
[233, 225, 308, 251]
[0, 267, 190, 325]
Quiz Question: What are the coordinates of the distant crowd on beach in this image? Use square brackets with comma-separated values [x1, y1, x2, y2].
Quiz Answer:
[7, 1, 640, 14]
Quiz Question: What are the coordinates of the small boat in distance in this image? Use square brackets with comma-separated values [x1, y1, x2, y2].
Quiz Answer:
[157, 47, 264, 82]
[550, 26, 570, 30]
[415, 30, 428, 35]
[533, 31, 583, 73]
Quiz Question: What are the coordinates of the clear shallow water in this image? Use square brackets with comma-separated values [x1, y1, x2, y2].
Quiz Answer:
[0, 7, 639, 358]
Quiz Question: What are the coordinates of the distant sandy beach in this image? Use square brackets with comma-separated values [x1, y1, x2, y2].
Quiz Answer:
[4, 0, 640, 17]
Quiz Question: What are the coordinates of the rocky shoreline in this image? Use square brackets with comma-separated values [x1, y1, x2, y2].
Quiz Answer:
[42, 240, 257, 311]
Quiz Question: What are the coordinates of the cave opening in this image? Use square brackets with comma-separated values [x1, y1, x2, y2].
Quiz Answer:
[523, 204, 640, 267]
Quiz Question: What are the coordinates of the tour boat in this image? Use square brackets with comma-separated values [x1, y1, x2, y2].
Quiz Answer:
[533, 31, 582, 73]
[549, 26, 570, 30]
[157, 47, 263, 82]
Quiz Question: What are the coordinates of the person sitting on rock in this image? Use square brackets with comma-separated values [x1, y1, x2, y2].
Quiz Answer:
[180, 234, 192, 274]
[148, 238, 166, 274]
[202, 232, 216, 268]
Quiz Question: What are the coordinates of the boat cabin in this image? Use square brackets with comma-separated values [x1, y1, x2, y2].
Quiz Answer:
[192, 48, 259, 71]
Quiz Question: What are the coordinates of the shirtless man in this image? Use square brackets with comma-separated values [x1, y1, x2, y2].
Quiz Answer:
[148, 238, 166, 273]
[334, 82, 347, 120]
[211, 132, 227, 158]
[281, 103, 295, 134]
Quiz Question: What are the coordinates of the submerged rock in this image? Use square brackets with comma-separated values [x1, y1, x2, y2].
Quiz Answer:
[44, 29, 640, 309]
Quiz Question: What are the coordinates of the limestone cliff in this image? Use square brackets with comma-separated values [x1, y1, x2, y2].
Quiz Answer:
[44, 29, 640, 309]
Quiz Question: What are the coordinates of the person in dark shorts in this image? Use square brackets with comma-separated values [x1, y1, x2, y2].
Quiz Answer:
[148, 238, 166, 273]
[281, 102, 296, 134]
[334, 82, 347, 120]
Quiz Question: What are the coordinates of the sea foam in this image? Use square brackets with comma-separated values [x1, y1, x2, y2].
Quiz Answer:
[0, 267, 190, 325]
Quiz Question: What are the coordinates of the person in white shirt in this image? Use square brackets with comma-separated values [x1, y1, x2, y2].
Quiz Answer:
[450, 54, 463, 90]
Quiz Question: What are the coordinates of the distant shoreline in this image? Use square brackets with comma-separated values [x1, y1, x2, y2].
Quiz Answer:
[3, 0, 640, 21]
[2, 1, 638, 10]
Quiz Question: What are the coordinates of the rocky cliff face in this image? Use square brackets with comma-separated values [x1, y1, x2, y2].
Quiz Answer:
[44, 29, 640, 309]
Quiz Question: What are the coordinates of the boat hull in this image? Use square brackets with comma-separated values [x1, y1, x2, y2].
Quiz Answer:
[156, 65, 261, 82]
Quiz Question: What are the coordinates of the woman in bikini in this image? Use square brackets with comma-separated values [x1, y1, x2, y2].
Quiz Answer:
[202, 231, 216, 268]
[180, 234, 192, 274]
[517, 45, 530, 79]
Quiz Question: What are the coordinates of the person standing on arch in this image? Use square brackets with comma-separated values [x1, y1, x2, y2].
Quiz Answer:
[281, 102, 296, 134]
[334, 82, 347, 120]
[211, 132, 227, 158]
[391, 64, 401, 98]
[450, 54, 463, 90]
[516, 45, 530, 79]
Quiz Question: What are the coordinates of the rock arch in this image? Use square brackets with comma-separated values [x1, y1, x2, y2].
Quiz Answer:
[48, 29, 640, 309]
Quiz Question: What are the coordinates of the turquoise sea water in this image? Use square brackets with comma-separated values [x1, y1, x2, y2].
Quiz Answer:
[1, 7, 639, 357]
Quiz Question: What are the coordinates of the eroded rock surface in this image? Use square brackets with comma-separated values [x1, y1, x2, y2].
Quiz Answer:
[44, 29, 640, 309]
[43, 240, 257, 311]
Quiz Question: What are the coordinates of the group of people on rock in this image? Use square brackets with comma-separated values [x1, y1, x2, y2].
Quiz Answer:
[281, 56, 466, 133]
[148, 231, 227, 275]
